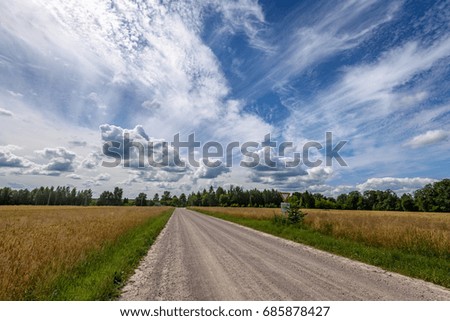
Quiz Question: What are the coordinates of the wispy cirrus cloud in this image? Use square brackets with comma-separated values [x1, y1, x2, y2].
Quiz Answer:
[285, 37, 450, 139]
[233, 0, 401, 99]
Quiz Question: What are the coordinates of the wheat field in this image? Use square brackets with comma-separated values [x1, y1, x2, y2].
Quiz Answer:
[194, 207, 450, 257]
[0, 206, 171, 300]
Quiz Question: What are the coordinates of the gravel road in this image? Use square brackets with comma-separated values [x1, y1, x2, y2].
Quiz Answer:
[120, 208, 450, 300]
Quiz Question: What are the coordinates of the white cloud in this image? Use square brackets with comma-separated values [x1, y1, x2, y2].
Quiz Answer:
[207, 0, 270, 51]
[279, 32, 450, 183]
[95, 173, 111, 182]
[0, 146, 80, 177]
[287, 37, 450, 141]
[125, 169, 186, 185]
[406, 130, 449, 148]
[1, 0, 272, 142]
[21, 168, 61, 177]
[36, 147, 77, 172]
[193, 159, 230, 180]
[245, 0, 400, 97]
[141, 100, 161, 111]
[0, 146, 30, 168]
[69, 140, 88, 147]
[87, 92, 107, 110]
[82, 173, 112, 187]
[81, 152, 101, 169]
[280, 176, 437, 197]
[7, 91, 23, 98]
[249, 164, 333, 190]
[100, 124, 149, 142]
[0, 108, 13, 117]
[66, 174, 82, 180]
[333, 39, 450, 115]
[356, 177, 437, 195]
[1, 0, 448, 196]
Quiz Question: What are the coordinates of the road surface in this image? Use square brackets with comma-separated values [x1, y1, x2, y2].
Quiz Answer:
[120, 208, 450, 300]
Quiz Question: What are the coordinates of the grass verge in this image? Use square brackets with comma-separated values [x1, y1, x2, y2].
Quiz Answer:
[192, 208, 450, 289]
[31, 208, 173, 300]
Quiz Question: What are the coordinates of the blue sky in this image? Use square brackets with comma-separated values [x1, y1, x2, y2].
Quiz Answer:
[0, 0, 449, 197]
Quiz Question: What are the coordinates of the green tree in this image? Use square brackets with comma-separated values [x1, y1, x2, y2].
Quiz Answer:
[400, 193, 415, 211]
[415, 179, 450, 212]
[287, 196, 306, 224]
[219, 194, 229, 207]
[179, 193, 187, 207]
[135, 193, 147, 206]
[160, 191, 172, 206]
[113, 187, 123, 206]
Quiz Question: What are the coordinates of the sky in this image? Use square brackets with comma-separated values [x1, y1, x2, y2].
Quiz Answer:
[0, 0, 449, 197]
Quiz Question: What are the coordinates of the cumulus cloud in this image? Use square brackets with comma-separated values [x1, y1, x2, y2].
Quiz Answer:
[193, 159, 230, 179]
[248, 152, 333, 190]
[0, 146, 30, 168]
[100, 124, 150, 142]
[82, 173, 112, 187]
[280, 167, 334, 190]
[272, 176, 437, 197]
[126, 169, 186, 185]
[45, 159, 74, 172]
[99, 123, 194, 170]
[0, 146, 79, 176]
[406, 130, 449, 148]
[81, 152, 101, 169]
[356, 177, 437, 195]
[244, 146, 309, 187]
[1, 0, 448, 194]
[36, 147, 77, 172]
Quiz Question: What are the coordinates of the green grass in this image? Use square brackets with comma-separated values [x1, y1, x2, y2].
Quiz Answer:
[193, 208, 450, 289]
[30, 208, 173, 300]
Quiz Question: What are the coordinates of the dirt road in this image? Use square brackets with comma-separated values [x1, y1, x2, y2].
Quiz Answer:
[120, 208, 450, 300]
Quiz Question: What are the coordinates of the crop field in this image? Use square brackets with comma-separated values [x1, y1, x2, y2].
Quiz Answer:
[0, 206, 173, 300]
[193, 207, 450, 257]
[192, 207, 450, 287]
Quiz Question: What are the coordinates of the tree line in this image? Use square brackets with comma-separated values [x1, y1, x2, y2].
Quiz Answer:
[0, 186, 93, 206]
[97, 186, 283, 208]
[0, 179, 448, 212]
[291, 179, 449, 212]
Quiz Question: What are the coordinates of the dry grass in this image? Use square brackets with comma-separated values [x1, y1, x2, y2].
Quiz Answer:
[194, 207, 450, 257]
[196, 207, 279, 220]
[0, 206, 171, 300]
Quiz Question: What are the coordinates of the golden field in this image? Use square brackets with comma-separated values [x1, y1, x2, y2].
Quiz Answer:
[193, 207, 450, 257]
[0, 206, 171, 300]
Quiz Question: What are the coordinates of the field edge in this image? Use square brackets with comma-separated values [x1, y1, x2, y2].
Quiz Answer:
[190, 207, 450, 289]
[31, 208, 174, 301]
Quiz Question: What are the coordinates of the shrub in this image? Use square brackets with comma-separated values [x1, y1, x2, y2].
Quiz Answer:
[287, 204, 307, 224]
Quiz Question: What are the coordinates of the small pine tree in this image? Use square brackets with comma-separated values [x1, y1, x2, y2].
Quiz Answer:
[287, 196, 307, 224]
